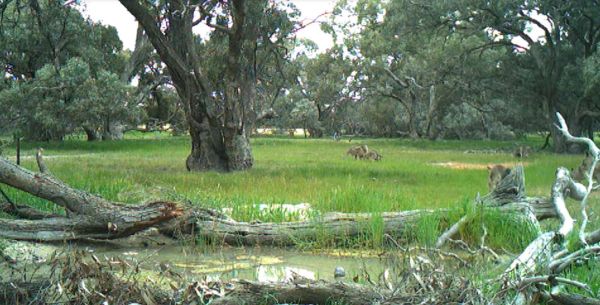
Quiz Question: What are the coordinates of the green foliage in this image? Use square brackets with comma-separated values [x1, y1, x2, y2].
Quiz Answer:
[562, 259, 600, 296]
[404, 213, 444, 247]
[439, 0, 600, 148]
[0, 58, 137, 140]
[268, 0, 600, 143]
[0, 0, 134, 140]
[0, 238, 7, 253]
[459, 208, 539, 252]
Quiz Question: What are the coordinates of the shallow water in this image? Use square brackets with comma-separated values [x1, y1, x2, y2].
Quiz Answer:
[78, 243, 388, 283]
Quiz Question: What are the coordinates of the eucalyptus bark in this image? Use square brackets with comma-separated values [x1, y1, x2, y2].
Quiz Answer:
[118, 0, 260, 172]
[0, 154, 183, 241]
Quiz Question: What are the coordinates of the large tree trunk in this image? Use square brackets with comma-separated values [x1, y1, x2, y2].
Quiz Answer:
[407, 90, 420, 139]
[118, 0, 259, 172]
[101, 119, 124, 140]
[83, 126, 99, 141]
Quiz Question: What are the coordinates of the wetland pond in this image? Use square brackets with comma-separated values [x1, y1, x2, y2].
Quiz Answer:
[75, 242, 390, 283]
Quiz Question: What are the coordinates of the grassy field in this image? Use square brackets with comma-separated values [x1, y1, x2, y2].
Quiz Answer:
[2, 134, 600, 295]
[0, 135, 590, 211]
[3, 134, 598, 240]
[0, 134, 585, 212]
[1, 134, 598, 234]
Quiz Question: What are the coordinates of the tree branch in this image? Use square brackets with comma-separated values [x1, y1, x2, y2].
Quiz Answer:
[118, 0, 189, 80]
[518, 10, 554, 47]
[35, 148, 49, 174]
[556, 112, 599, 243]
[383, 67, 408, 88]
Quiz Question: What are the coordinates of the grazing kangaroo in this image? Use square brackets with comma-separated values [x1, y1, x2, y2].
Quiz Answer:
[513, 145, 532, 158]
[346, 145, 369, 159]
[487, 164, 511, 192]
[365, 150, 382, 161]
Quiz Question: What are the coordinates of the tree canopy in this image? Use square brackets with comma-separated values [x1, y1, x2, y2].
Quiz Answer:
[1, 0, 599, 156]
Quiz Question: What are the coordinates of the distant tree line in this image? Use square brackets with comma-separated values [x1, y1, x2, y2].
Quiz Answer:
[0, 0, 599, 170]
[266, 0, 600, 155]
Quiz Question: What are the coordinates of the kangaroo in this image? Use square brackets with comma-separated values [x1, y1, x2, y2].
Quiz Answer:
[346, 145, 369, 160]
[487, 164, 511, 192]
[365, 150, 382, 161]
[513, 145, 532, 158]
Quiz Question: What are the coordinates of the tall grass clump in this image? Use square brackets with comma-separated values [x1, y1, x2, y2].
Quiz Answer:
[562, 259, 600, 297]
[458, 207, 539, 252]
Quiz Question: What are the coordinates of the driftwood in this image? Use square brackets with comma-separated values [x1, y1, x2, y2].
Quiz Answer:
[434, 113, 600, 305]
[0, 150, 183, 241]
[0, 248, 486, 305]
[496, 113, 600, 305]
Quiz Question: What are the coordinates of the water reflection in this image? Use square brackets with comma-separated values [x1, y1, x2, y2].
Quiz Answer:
[255, 265, 316, 282]
[83, 244, 385, 283]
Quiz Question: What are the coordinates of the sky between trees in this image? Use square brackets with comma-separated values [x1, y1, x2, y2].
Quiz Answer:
[81, 0, 337, 52]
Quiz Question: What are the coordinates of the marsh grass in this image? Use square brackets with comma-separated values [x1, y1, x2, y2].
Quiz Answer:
[0, 134, 598, 250]
[458, 207, 540, 252]
[563, 259, 600, 297]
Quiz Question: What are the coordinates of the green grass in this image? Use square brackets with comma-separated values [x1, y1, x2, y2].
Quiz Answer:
[4, 134, 600, 301]
[0, 134, 598, 249]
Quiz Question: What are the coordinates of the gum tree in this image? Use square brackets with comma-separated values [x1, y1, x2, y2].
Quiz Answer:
[119, 0, 291, 172]
[0, 0, 133, 141]
[435, 0, 600, 152]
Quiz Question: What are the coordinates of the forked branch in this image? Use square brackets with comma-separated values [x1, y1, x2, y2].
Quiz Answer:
[555, 112, 598, 243]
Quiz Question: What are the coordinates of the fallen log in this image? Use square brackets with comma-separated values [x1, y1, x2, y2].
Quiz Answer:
[498, 113, 600, 305]
[0, 199, 61, 220]
[0, 151, 183, 241]
[180, 209, 442, 246]
[550, 292, 600, 305]
[209, 280, 387, 305]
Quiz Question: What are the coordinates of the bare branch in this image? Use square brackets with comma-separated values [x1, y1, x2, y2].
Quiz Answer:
[435, 215, 468, 248]
[549, 245, 600, 273]
[555, 112, 599, 243]
[518, 10, 554, 47]
[196, 3, 232, 34]
[519, 276, 592, 294]
[35, 148, 49, 174]
[293, 11, 330, 34]
[383, 67, 408, 88]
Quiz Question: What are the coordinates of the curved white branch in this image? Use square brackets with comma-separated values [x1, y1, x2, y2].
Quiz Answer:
[555, 112, 599, 244]
[553, 168, 574, 237]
